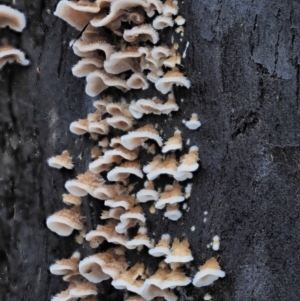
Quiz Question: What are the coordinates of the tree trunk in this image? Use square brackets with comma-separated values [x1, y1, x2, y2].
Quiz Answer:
[0, 0, 299, 300]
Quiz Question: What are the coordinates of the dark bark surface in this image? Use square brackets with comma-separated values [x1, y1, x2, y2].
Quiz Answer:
[1, 0, 300, 300]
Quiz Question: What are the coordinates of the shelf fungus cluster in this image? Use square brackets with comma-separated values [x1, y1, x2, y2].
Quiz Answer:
[47, 0, 225, 300]
[0, 5, 29, 69]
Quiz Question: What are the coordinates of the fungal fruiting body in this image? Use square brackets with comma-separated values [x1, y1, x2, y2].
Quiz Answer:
[0, 46, 30, 69]
[192, 257, 225, 287]
[0, 5, 26, 31]
[48, 150, 74, 170]
[47, 0, 228, 299]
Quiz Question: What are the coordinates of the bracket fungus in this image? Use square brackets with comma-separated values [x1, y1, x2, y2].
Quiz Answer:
[79, 249, 127, 283]
[192, 257, 225, 287]
[165, 238, 194, 263]
[65, 171, 103, 197]
[155, 69, 190, 94]
[121, 124, 163, 150]
[46, 207, 84, 237]
[144, 154, 178, 180]
[156, 182, 184, 209]
[85, 70, 128, 96]
[136, 181, 159, 203]
[85, 221, 128, 248]
[124, 24, 159, 44]
[149, 234, 171, 257]
[72, 57, 104, 78]
[164, 203, 183, 221]
[54, 0, 104, 30]
[50, 252, 80, 276]
[162, 130, 182, 153]
[185, 113, 201, 130]
[125, 227, 153, 250]
[0, 5, 26, 32]
[0, 46, 30, 69]
[107, 161, 143, 182]
[48, 150, 74, 170]
[62, 194, 82, 206]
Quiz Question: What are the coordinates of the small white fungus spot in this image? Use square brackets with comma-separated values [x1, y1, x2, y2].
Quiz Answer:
[204, 211, 208, 215]
[204, 293, 212, 300]
[191, 226, 195, 231]
[203, 218, 207, 223]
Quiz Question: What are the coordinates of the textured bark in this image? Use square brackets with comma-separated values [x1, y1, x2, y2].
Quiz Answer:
[1, 0, 300, 300]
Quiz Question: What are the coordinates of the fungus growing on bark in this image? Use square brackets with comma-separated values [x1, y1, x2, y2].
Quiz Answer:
[155, 69, 191, 94]
[185, 113, 201, 130]
[93, 97, 111, 113]
[54, 0, 104, 30]
[85, 70, 128, 96]
[115, 205, 146, 234]
[125, 227, 153, 250]
[165, 238, 194, 263]
[212, 235, 220, 251]
[156, 182, 184, 209]
[50, 252, 80, 275]
[144, 154, 177, 180]
[126, 73, 149, 90]
[136, 181, 159, 203]
[69, 119, 89, 135]
[192, 257, 225, 287]
[48, 150, 74, 170]
[107, 161, 143, 182]
[121, 124, 163, 150]
[163, 0, 179, 16]
[163, 55, 181, 68]
[177, 146, 199, 172]
[85, 221, 128, 248]
[174, 15, 185, 25]
[149, 234, 171, 257]
[88, 119, 109, 135]
[62, 194, 82, 206]
[89, 156, 114, 174]
[104, 47, 142, 74]
[72, 57, 104, 77]
[106, 116, 134, 131]
[111, 262, 145, 294]
[0, 5, 26, 32]
[46, 207, 84, 237]
[105, 195, 135, 210]
[0, 46, 30, 69]
[164, 203, 182, 221]
[79, 248, 127, 283]
[65, 171, 103, 197]
[124, 24, 159, 44]
[153, 15, 174, 30]
[162, 130, 182, 153]
[93, 182, 124, 200]
[104, 146, 139, 163]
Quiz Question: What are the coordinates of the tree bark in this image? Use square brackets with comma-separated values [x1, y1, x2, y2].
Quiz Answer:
[0, 0, 300, 300]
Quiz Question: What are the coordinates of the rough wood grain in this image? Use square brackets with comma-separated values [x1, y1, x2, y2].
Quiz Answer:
[1, 0, 300, 300]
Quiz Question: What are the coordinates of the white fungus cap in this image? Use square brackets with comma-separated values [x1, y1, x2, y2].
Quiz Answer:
[72, 57, 104, 78]
[0, 46, 30, 69]
[177, 146, 199, 172]
[125, 227, 153, 250]
[54, 0, 102, 30]
[107, 161, 143, 182]
[123, 24, 159, 44]
[69, 119, 89, 135]
[153, 15, 174, 30]
[192, 257, 225, 287]
[0, 5, 26, 32]
[155, 69, 190, 94]
[46, 207, 83, 237]
[47, 150, 74, 170]
[136, 181, 159, 203]
[148, 234, 171, 257]
[185, 113, 201, 130]
[50, 252, 80, 275]
[165, 238, 194, 263]
[174, 170, 193, 182]
[121, 124, 163, 150]
[164, 203, 182, 221]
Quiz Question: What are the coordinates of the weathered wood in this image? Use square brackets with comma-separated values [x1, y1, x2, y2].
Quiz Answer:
[1, 0, 300, 300]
